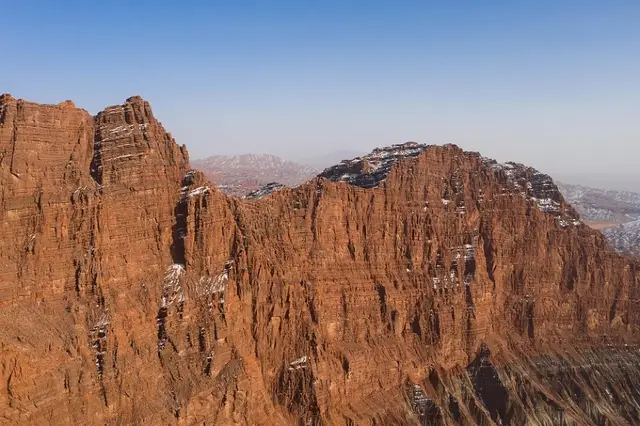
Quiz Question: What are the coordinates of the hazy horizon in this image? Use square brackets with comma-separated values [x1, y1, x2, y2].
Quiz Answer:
[3, 1, 639, 190]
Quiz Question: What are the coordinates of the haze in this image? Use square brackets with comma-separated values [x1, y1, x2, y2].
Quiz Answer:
[3, 1, 639, 190]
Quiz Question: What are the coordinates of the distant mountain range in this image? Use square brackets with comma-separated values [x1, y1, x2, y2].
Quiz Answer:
[602, 220, 640, 258]
[556, 182, 640, 224]
[556, 182, 640, 256]
[191, 150, 367, 197]
[191, 154, 318, 196]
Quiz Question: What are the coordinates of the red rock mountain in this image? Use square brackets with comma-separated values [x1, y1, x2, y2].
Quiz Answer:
[1, 94, 640, 425]
[192, 154, 318, 197]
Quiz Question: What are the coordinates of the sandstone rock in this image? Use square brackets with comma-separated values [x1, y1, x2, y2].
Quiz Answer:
[1, 95, 640, 425]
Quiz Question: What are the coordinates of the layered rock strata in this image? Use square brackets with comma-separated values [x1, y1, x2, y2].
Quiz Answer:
[1, 95, 639, 425]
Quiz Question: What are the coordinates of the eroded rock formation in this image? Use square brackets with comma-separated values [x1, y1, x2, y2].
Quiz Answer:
[1, 94, 640, 425]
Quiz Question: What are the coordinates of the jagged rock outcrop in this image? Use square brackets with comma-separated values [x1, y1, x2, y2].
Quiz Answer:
[1, 95, 640, 426]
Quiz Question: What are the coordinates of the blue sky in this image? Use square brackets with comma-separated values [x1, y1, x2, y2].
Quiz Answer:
[3, 1, 640, 189]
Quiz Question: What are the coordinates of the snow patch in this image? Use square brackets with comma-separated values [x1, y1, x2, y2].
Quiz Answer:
[196, 270, 229, 297]
[289, 355, 309, 371]
[319, 142, 427, 188]
[188, 186, 211, 197]
[244, 182, 285, 200]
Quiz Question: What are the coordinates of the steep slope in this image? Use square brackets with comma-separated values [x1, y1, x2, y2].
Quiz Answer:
[1, 95, 640, 426]
[557, 182, 640, 224]
[192, 153, 317, 197]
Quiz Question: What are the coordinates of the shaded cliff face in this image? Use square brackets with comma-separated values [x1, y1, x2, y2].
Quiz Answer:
[1, 95, 639, 426]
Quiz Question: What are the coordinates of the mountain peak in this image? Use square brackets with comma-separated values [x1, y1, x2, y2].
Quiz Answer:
[319, 141, 429, 188]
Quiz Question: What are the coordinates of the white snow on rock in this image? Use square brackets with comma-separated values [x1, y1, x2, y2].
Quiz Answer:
[322, 142, 581, 226]
[320, 142, 582, 227]
[196, 270, 229, 297]
[162, 264, 185, 307]
[244, 182, 285, 200]
[319, 142, 427, 188]
[188, 186, 211, 197]
[288, 355, 309, 371]
[482, 158, 580, 226]
[97, 123, 149, 143]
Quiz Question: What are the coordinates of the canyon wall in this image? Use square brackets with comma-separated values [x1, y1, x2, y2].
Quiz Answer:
[1, 95, 639, 425]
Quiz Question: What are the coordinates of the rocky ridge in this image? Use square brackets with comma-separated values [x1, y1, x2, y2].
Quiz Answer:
[1, 94, 640, 425]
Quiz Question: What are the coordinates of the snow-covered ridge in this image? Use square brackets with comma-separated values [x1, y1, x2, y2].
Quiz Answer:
[319, 142, 577, 224]
[482, 158, 580, 225]
[602, 220, 640, 257]
[318, 142, 427, 188]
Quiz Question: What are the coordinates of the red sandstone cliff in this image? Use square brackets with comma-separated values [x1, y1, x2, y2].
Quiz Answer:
[1, 95, 639, 425]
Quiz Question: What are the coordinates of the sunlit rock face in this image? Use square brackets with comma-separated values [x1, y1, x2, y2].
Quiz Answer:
[1, 95, 639, 425]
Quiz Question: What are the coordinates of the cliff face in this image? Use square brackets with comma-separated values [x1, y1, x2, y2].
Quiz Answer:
[1, 95, 639, 426]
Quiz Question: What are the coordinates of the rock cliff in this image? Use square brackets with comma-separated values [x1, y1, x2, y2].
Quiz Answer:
[1, 95, 640, 425]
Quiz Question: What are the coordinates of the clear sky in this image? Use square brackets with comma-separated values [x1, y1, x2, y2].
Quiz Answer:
[3, 1, 639, 189]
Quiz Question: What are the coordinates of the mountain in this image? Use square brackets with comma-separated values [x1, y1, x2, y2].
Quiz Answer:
[557, 182, 640, 256]
[602, 219, 640, 257]
[192, 154, 317, 196]
[557, 182, 640, 225]
[2, 94, 640, 425]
